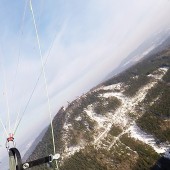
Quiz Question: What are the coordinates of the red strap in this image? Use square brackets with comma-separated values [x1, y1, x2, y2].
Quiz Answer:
[7, 137, 14, 142]
[7, 133, 14, 142]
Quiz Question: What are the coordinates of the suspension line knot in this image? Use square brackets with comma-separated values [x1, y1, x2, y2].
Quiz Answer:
[6, 133, 15, 149]
[7, 133, 14, 142]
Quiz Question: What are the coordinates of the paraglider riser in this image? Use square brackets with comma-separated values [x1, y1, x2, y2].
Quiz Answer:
[9, 147, 53, 170]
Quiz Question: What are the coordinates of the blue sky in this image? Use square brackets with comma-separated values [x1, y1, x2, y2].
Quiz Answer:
[0, 0, 170, 167]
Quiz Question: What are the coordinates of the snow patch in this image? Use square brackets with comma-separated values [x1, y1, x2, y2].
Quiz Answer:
[75, 116, 82, 121]
[94, 123, 112, 144]
[148, 67, 169, 80]
[101, 83, 124, 91]
[85, 106, 109, 128]
[102, 92, 124, 98]
[101, 81, 156, 128]
[129, 124, 170, 154]
[64, 145, 83, 158]
[84, 106, 113, 144]
[63, 123, 72, 131]
[62, 66, 169, 154]
[132, 75, 139, 79]
[97, 72, 164, 147]
[109, 111, 129, 127]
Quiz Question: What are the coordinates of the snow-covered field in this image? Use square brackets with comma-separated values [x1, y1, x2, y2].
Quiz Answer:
[93, 67, 169, 153]
[61, 67, 169, 158]
[129, 124, 170, 154]
[85, 106, 110, 128]
[64, 145, 82, 157]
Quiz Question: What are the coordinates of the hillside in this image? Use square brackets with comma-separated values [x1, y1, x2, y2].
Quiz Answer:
[105, 30, 170, 81]
[22, 127, 48, 161]
[27, 45, 170, 169]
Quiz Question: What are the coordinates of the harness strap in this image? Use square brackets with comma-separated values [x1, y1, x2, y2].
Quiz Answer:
[9, 148, 23, 170]
[8, 147, 60, 169]
[22, 156, 52, 169]
[22, 154, 60, 169]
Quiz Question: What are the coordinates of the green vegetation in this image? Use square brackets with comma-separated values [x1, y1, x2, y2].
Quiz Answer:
[69, 91, 102, 120]
[97, 89, 114, 93]
[108, 141, 136, 170]
[94, 96, 121, 115]
[109, 125, 122, 136]
[60, 149, 106, 170]
[148, 87, 170, 118]
[26, 107, 66, 170]
[81, 91, 101, 108]
[137, 68, 170, 142]
[137, 111, 170, 143]
[128, 112, 138, 119]
[123, 75, 150, 97]
[120, 134, 159, 170]
[60, 144, 136, 170]
[68, 90, 121, 121]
